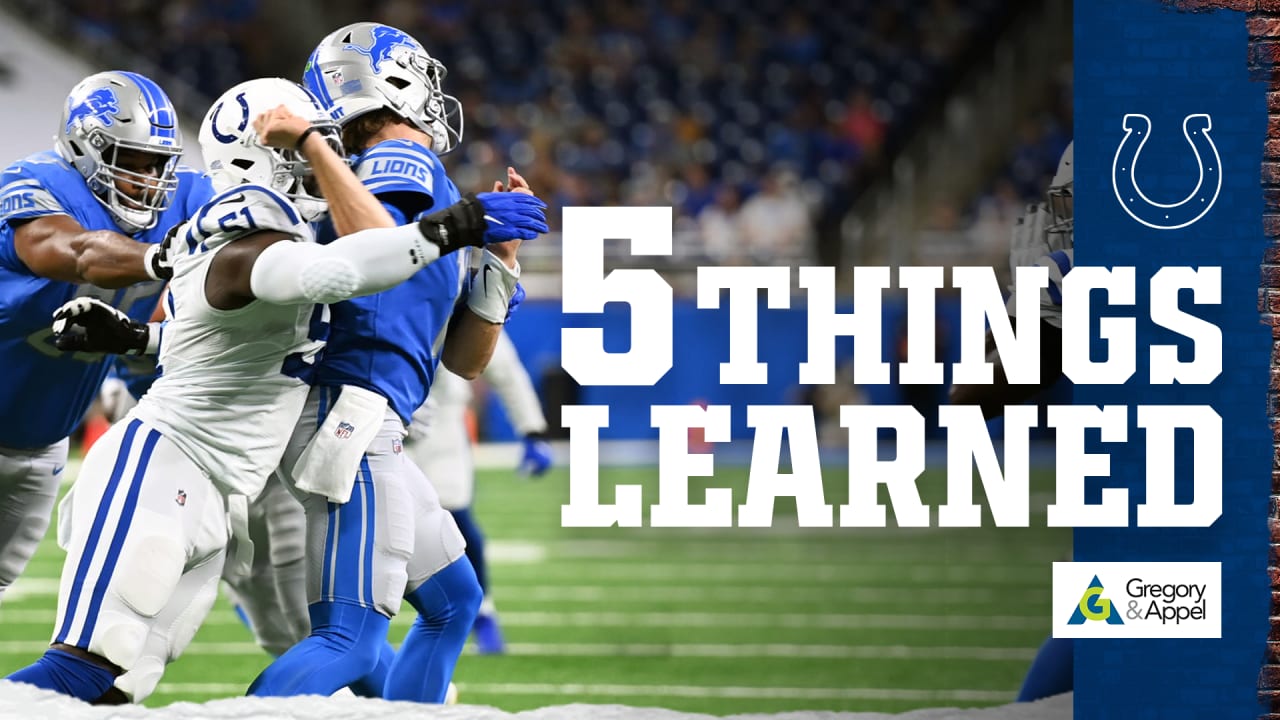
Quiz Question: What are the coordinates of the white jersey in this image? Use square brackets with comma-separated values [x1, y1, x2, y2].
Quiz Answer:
[408, 329, 547, 440]
[132, 184, 323, 499]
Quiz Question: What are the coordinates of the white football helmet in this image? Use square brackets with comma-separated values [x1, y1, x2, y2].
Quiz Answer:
[1047, 141, 1073, 245]
[55, 71, 184, 233]
[303, 22, 463, 154]
[198, 78, 342, 222]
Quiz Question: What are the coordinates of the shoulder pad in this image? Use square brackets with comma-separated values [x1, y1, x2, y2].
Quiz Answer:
[179, 184, 310, 255]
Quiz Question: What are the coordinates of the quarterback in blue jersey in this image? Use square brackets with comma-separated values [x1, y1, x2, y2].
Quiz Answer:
[249, 23, 538, 703]
[0, 70, 212, 606]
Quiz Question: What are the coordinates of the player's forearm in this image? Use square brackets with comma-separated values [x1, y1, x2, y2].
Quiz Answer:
[441, 312, 501, 380]
[73, 231, 155, 288]
[249, 223, 443, 305]
[299, 131, 396, 235]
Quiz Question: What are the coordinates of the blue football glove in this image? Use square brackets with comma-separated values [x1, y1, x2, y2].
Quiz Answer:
[519, 432, 553, 477]
[475, 191, 549, 244]
[417, 192, 548, 254]
[507, 282, 526, 316]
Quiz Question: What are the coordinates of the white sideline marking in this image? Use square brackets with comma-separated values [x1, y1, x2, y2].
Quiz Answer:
[454, 682, 1015, 703]
[497, 611, 1043, 630]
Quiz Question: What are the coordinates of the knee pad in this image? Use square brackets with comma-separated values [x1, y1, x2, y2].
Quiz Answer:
[113, 656, 164, 703]
[90, 612, 149, 671]
[169, 571, 220, 657]
[112, 514, 186, 618]
[92, 517, 186, 669]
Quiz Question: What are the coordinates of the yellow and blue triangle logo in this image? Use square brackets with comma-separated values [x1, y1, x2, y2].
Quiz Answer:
[1068, 575, 1124, 625]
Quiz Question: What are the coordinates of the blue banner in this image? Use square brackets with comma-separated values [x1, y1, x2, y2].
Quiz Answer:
[1076, 1, 1270, 716]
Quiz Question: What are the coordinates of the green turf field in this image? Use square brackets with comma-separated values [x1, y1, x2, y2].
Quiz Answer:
[0, 459, 1069, 715]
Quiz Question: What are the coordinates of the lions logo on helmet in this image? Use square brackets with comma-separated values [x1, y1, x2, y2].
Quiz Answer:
[65, 88, 121, 133]
[343, 25, 416, 74]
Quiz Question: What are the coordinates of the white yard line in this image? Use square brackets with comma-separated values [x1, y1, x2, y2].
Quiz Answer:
[511, 584, 1048, 605]
[0, 608, 1044, 632]
[495, 562, 1046, 585]
[453, 682, 1016, 703]
[148, 681, 1015, 703]
[0, 640, 1035, 661]
[501, 643, 1034, 661]
[496, 611, 1044, 630]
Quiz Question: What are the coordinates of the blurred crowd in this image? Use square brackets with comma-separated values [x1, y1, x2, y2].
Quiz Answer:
[23, 0, 1045, 267]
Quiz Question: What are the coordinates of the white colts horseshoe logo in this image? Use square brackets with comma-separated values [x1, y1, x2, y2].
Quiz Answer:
[1112, 113, 1221, 230]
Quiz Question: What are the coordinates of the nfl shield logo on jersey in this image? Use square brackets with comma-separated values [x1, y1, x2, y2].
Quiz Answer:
[175, 490, 187, 507]
[335, 421, 355, 439]
[392, 437, 402, 454]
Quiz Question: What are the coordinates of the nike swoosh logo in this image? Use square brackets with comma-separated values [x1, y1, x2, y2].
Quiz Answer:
[52, 465, 65, 476]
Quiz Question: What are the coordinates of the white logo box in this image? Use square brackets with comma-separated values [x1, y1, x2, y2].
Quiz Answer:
[1052, 562, 1221, 639]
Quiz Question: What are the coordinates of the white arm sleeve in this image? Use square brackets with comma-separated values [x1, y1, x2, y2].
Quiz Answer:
[482, 330, 548, 435]
[249, 224, 442, 305]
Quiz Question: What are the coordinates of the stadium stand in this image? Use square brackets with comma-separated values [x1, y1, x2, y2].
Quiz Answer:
[4, 0, 1069, 277]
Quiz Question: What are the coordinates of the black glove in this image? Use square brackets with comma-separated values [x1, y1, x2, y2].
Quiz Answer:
[416, 192, 548, 255]
[52, 297, 150, 355]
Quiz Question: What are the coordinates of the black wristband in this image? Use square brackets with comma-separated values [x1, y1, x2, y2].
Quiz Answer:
[295, 127, 317, 153]
[416, 193, 488, 254]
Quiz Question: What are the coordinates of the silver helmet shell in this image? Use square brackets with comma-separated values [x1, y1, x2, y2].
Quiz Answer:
[303, 22, 463, 154]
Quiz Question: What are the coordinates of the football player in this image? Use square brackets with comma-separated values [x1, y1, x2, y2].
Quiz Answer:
[0, 71, 212, 607]
[948, 141, 1073, 702]
[4, 77, 547, 704]
[949, 141, 1073, 415]
[404, 328, 554, 654]
[249, 23, 536, 703]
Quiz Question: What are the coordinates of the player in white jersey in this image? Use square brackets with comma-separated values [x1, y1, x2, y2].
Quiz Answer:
[405, 328, 553, 654]
[4, 77, 548, 704]
[950, 141, 1073, 416]
[948, 141, 1073, 702]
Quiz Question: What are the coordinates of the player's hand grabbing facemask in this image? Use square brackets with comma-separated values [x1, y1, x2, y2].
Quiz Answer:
[51, 297, 153, 355]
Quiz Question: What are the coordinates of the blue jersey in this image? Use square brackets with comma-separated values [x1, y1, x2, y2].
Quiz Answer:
[314, 139, 467, 424]
[0, 151, 212, 448]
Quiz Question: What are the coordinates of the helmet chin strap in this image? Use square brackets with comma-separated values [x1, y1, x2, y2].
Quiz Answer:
[107, 201, 154, 234]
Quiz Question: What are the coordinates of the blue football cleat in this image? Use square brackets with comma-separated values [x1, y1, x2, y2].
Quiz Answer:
[473, 613, 506, 655]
